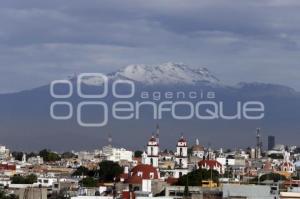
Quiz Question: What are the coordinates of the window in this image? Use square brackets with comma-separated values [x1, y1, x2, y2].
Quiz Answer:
[179, 172, 182, 178]
[138, 172, 143, 177]
[150, 172, 154, 179]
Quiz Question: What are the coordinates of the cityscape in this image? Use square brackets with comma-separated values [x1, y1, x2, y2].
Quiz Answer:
[1, 126, 300, 198]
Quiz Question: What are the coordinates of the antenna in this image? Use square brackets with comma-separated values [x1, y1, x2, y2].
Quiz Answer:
[108, 133, 112, 147]
[156, 124, 160, 144]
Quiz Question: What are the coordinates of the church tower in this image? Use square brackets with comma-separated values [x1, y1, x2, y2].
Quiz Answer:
[175, 135, 188, 169]
[143, 134, 159, 167]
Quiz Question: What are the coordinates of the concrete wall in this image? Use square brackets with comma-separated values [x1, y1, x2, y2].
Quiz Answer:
[17, 188, 47, 199]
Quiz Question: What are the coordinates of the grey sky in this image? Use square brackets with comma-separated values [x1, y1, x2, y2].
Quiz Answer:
[1, 0, 300, 93]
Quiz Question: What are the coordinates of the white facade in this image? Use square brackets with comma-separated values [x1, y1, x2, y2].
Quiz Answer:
[216, 157, 235, 166]
[173, 169, 189, 178]
[175, 136, 188, 169]
[0, 177, 11, 186]
[105, 147, 133, 162]
[78, 151, 96, 161]
[143, 136, 159, 167]
[35, 177, 58, 187]
[0, 146, 10, 160]
[192, 150, 204, 159]
[27, 156, 44, 165]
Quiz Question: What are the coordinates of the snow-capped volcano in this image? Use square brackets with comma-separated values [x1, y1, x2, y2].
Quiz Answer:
[108, 62, 220, 85]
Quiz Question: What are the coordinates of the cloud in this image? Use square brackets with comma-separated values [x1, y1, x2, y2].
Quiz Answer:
[0, 0, 300, 92]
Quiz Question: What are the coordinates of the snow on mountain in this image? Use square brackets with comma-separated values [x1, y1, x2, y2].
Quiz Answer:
[107, 62, 220, 85]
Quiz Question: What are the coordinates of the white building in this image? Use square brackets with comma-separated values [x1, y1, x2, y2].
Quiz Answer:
[35, 176, 58, 187]
[78, 151, 96, 161]
[280, 151, 295, 173]
[0, 146, 10, 160]
[173, 135, 189, 178]
[103, 146, 133, 162]
[27, 156, 44, 165]
[175, 135, 188, 169]
[142, 135, 159, 167]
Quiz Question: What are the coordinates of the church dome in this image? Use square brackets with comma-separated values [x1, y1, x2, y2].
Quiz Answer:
[127, 164, 159, 184]
[192, 144, 204, 152]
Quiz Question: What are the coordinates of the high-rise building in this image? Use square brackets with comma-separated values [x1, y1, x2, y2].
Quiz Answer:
[268, 136, 275, 150]
[255, 128, 262, 159]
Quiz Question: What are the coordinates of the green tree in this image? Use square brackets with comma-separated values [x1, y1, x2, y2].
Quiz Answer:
[72, 166, 95, 177]
[177, 168, 219, 186]
[252, 173, 287, 183]
[11, 152, 23, 161]
[11, 174, 37, 184]
[39, 149, 61, 162]
[97, 161, 123, 182]
[134, 150, 143, 158]
[80, 177, 97, 187]
[183, 184, 189, 197]
[61, 152, 77, 159]
[0, 190, 17, 199]
[268, 154, 284, 159]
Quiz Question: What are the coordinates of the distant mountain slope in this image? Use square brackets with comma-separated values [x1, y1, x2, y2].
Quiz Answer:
[0, 63, 299, 151]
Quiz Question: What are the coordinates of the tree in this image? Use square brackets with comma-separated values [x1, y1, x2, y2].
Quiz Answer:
[177, 168, 219, 186]
[39, 149, 61, 162]
[260, 173, 287, 182]
[97, 161, 123, 182]
[268, 154, 283, 159]
[11, 152, 23, 161]
[72, 166, 95, 177]
[80, 177, 97, 187]
[27, 152, 37, 159]
[134, 150, 143, 158]
[11, 174, 37, 184]
[61, 152, 77, 159]
[0, 190, 17, 199]
[183, 184, 189, 198]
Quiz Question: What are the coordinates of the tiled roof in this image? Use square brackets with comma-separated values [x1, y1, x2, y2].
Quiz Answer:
[198, 160, 222, 168]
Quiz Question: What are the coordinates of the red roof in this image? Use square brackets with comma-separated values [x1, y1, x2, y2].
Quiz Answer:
[127, 164, 159, 184]
[178, 136, 187, 143]
[119, 173, 129, 180]
[0, 163, 16, 171]
[149, 136, 157, 142]
[198, 160, 222, 169]
[282, 162, 293, 167]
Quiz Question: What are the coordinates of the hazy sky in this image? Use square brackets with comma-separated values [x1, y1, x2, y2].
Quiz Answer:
[1, 0, 300, 93]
